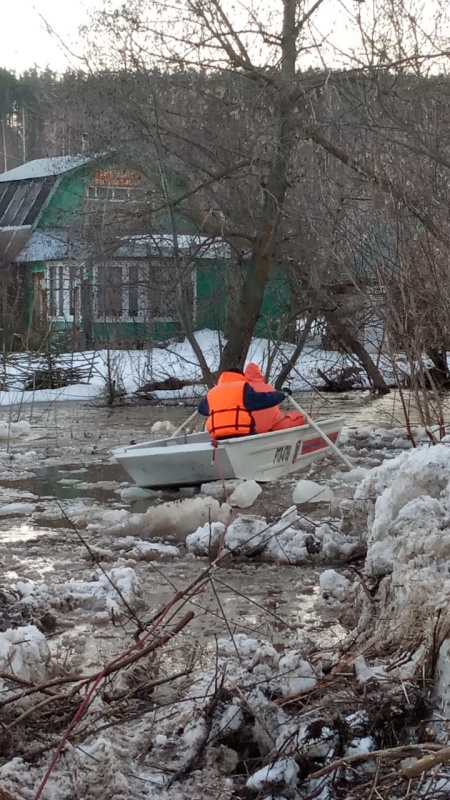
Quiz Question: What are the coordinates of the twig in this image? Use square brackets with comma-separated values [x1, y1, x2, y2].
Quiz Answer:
[307, 744, 444, 781]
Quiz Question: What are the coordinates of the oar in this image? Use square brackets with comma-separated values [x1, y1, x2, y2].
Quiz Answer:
[170, 409, 199, 438]
[285, 393, 353, 470]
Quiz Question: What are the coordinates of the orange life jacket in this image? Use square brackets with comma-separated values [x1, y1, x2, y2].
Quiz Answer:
[244, 363, 285, 432]
[206, 372, 253, 439]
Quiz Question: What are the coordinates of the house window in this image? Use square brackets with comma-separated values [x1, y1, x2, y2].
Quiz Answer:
[47, 264, 82, 321]
[97, 265, 123, 318]
[128, 264, 139, 317]
[94, 261, 195, 323]
[86, 185, 147, 202]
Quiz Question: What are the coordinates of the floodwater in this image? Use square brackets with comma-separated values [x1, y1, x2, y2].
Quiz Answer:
[0, 389, 433, 675]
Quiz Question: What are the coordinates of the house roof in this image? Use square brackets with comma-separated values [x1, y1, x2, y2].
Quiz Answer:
[116, 234, 233, 259]
[0, 155, 96, 263]
[16, 229, 84, 262]
[0, 155, 92, 183]
[0, 176, 58, 262]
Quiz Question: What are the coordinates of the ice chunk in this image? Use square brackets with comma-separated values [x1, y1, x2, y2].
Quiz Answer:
[246, 757, 299, 791]
[120, 486, 159, 502]
[229, 480, 262, 508]
[151, 420, 176, 434]
[0, 420, 31, 439]
[319, 569, 352, 601]
[201, 479, 242, 498]
[112, 537, 180, 558]
[225, 516, 270, 554]
[0, 625, 51, 697]
[275, 652, 317, 696]
[112, 496, 232, 539]
[292, 480, 333, 504]
[186, 521, 225, 556]
[0, 502, 35, 516]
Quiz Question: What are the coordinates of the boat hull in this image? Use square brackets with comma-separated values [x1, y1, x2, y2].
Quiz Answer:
[112, 417, 345, 489]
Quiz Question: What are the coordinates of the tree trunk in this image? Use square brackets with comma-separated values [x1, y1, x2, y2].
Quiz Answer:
[220, 0, 297, 370]
[274, 307, 317, 389]
[427, 348, 449, 384]
[321, 307, 390, 395]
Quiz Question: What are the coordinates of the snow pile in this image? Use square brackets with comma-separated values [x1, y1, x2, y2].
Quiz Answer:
[186, 506, 361, 564]
[0, 625, 52, 702]
[0, 329, 396, 407]
[343, 444, 450, 680]
[355, 443, 450, 575]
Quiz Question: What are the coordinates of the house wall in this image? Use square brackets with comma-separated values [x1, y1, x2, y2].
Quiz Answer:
[26, 166, 295, 347]
[38, 170, 91, 230]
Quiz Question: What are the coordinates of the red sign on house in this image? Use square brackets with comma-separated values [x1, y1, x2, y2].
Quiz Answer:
[93, 169, 140, 187]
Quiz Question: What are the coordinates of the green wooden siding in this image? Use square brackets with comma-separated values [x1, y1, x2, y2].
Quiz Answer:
[38, 170, 91, 229]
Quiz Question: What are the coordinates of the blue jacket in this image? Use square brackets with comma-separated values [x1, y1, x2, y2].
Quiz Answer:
[198, 384, 285, 417]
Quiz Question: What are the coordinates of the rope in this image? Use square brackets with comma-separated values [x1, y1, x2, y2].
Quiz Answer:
[210, 437, 233, 564]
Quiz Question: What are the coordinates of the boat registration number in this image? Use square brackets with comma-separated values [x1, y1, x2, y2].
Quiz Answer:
[273, 445, 292, 464]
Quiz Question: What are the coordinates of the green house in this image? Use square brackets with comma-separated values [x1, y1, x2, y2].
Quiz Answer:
[0, 155, 292, 349]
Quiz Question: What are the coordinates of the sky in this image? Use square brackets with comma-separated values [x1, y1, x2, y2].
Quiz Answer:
[2, 0, 100, 73]
[2, 0, 447, 76]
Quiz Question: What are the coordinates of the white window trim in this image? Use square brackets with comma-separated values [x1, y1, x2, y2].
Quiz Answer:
[46, 261, 84, 323]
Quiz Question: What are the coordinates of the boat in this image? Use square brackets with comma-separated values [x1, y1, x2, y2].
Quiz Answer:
[111, 417, 345, 489]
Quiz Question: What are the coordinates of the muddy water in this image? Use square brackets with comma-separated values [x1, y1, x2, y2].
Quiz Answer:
[0, 388, 427, 518]
[0, 391, 410, 677]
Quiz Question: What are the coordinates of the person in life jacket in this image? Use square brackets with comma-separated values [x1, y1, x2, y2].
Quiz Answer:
[244, 363, 306, 433]
[198, 368, 286, 440]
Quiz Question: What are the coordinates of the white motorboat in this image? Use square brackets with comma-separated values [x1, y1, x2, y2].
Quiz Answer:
[111, 417, 345, 489]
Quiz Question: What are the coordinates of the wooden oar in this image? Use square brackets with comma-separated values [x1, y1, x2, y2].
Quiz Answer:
[170, 409, 199, 438]
[285, 394, 353, 470]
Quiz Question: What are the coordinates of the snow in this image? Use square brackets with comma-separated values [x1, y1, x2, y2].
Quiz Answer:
[229, 480, 262, 508]
[0, 328, 395, 405]
[292, 479, 334, 504]
[354, 444, 450, 574]
[275, 651, 317, 696]
[246, 758, 299, 791]
[0, 154, 92, 182]
[0, 625, 52, 700]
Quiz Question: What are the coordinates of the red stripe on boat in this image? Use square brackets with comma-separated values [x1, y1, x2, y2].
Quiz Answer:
[302, 432, 339, 454]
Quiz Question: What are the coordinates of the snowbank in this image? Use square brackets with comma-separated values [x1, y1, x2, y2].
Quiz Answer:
[0, 329, 395, 406]
[345, 443, 450, 706]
